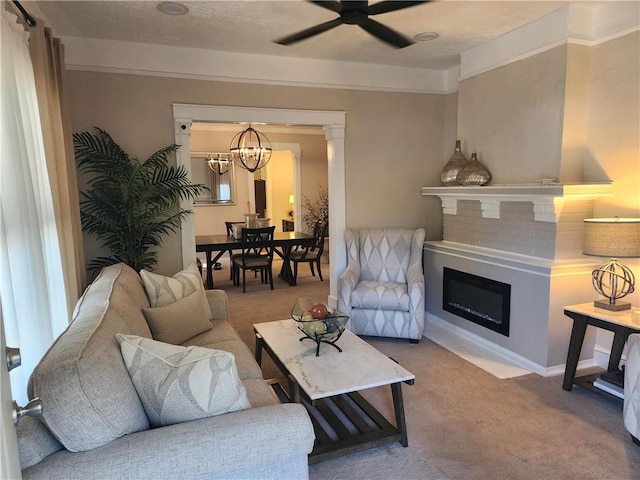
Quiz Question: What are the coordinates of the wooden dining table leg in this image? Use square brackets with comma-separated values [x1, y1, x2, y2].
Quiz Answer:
[275, 245, 296, 286]
[205, 250, 213, 289]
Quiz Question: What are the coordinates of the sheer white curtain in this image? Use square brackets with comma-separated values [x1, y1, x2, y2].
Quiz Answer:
[0, 10, 68, 405]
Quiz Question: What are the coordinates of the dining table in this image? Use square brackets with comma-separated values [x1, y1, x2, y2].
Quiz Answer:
[196, 231, 316, 289]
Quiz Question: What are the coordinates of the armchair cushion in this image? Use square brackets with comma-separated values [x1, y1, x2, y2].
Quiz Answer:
[359, 230, 413, 283]
[351, 281, 410, 311]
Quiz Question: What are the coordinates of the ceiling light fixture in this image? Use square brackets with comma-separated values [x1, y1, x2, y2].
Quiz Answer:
[157, 1, 189, 16]
[413, 32, 439, 42]
[207, 154, 230, 176]
[229, 125, 272, 173]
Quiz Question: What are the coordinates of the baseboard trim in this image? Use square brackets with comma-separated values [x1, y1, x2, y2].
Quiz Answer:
[424, 313, 599, 378]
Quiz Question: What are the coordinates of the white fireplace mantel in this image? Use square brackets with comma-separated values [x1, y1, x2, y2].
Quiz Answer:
[421, 183, 613, 222]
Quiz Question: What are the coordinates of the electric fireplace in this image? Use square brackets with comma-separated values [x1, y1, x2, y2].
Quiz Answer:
[443, 267, 511, 336]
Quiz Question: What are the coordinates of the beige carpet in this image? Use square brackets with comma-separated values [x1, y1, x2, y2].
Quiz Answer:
[209, 258, 640, 479]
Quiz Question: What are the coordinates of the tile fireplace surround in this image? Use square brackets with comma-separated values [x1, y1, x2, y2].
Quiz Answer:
[422, 183, 613, 376]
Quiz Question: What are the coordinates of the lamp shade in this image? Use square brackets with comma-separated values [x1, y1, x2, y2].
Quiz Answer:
[583, 218, 640, 258]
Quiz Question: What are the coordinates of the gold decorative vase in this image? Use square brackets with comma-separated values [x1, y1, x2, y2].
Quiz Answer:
[440, 140, 467, 186]
[457, 153, 491, 186]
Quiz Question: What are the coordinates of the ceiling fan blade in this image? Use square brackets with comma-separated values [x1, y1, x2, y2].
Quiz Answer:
[309, 0, 342, 14]
[358, 18, 413, 48]
[367, 0, 430, 16]
[275, 18, 343, 46]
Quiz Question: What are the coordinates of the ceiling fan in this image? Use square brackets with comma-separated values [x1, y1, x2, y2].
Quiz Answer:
[275, 0, 431, 49]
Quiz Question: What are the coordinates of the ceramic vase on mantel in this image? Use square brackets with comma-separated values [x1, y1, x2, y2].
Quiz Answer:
[456, 153, 491, 186]
[440, 140, 467, 186]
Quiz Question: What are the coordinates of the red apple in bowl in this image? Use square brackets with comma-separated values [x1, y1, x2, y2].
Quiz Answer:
[310, 303, 328, 320]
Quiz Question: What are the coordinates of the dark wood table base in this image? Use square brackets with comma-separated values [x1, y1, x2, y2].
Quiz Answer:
[562, 307, 640, 404]
[267, 377, 408, 464]
[256, 331, 412, 463]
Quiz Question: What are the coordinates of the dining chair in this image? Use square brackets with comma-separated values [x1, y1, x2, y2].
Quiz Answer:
[224, 221, 244, 278]
[288, 221, 328, 284]
[231, 226, 276, 293]
[225, 221, 244, 238]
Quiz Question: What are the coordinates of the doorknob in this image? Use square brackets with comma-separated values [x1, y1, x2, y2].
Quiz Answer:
[13, 398, 43, 426]
[6, 346, 21, 371]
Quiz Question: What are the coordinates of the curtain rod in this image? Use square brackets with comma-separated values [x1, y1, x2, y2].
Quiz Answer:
[12, 1, 37, 27]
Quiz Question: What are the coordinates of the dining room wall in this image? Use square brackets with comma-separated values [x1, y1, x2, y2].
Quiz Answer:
[189, 129, 328, 236]
[67, 71, 446, 275]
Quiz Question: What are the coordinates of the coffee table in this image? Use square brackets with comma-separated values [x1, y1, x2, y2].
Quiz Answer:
[253, 319, 415, 464]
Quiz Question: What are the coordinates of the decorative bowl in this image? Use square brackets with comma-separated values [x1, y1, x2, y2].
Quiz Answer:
[291, 297, 349, 356]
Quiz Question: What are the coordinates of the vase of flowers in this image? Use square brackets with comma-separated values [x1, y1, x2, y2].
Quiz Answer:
[301, 183, 329, 233]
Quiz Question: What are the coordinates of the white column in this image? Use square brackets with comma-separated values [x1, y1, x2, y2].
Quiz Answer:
[174, 119, 194, 268]
[324, 124, 346, 308]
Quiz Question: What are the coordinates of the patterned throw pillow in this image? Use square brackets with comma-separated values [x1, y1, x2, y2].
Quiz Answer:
[142, 291, 212, 344]
[140, 262, 212, 319]
[116, 334, 251, 427]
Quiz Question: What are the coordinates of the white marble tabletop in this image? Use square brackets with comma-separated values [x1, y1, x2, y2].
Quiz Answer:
[254, 319, 415, 401]
[564, 302, 640, 330]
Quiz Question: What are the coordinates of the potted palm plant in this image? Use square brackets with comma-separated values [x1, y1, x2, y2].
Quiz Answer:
[74, 128, 208, 273]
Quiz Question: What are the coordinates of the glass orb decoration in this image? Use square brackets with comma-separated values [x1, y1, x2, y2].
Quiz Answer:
[291, 297, 349, 356]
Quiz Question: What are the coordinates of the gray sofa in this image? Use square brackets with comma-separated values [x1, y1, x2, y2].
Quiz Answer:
[17, 263, 315, 479]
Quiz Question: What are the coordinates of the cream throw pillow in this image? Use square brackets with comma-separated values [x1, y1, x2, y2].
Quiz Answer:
[116, 334, 251, 427]
[142, 291, 212, 344]
[140, 262, 212, 320]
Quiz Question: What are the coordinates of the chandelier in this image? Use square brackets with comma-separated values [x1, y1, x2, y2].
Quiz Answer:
[229, 125, 272, 172]
[207, 153, 230, 175]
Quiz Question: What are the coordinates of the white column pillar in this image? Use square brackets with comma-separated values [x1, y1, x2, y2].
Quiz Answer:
[174, 119, 194, 268]
[324, 124, 346, 308]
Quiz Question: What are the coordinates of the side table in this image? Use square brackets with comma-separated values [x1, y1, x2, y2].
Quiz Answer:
[563, 303, 640, 403]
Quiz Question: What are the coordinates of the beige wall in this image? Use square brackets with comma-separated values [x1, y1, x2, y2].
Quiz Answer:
[585, 31, 640, 219]
[457, 46, 567, 183]
[559, 43, 591, 183]
[264, 151, 294, 231]
[456, 32, 639, 208]
[67, 71, 447, 275]
[452, 30, 640, 362]
[189, 129, 326, 236]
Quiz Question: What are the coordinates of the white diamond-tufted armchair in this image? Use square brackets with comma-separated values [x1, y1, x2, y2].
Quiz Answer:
[338, 228, 425, 342]
[624, 333, 640, 446]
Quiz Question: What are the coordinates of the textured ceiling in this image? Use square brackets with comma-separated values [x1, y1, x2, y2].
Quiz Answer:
[33, 0, 599, 70]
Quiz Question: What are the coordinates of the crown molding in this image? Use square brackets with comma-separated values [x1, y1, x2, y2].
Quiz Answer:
[61, 36, 454, 94]
[191, 122, 324, 136]
[459, 4, 639, 81]
[58, 2, 638, 94]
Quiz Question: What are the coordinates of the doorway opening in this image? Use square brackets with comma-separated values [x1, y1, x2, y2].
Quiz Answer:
[173, 104, 346, 307]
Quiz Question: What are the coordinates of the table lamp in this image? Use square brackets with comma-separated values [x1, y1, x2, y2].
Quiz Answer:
[583, 217, 640, 311]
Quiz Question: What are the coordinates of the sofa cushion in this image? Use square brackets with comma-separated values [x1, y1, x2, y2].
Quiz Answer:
[140, 262, 212, 319]
[184, 319, 243, 345]
[142, 290, 212, 344]
[184, 338, 264, 380]
[117, 334, 251, 427]
[28, 264, 151, 452]
[243, 379, 280, 408]
[16, 417, 62, 470]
